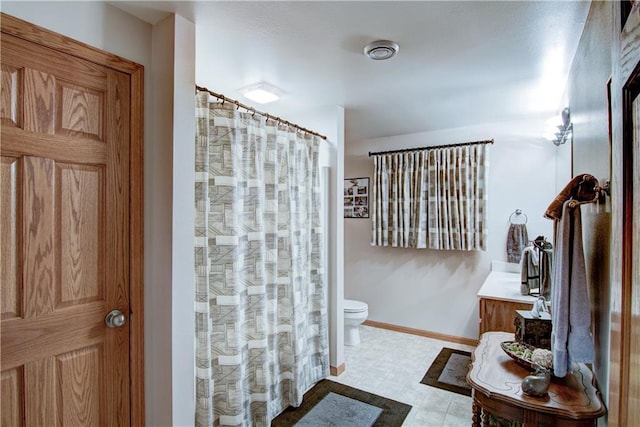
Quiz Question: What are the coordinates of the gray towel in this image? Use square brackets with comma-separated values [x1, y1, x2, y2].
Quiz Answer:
[507, 223, 529, 263]
[520, 246, 539, 295]
[539, 248, 553, 300]
[551, 201, 595, 378]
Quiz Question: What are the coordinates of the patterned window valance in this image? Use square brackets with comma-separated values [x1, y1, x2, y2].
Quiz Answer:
[370, 141, 490, 251]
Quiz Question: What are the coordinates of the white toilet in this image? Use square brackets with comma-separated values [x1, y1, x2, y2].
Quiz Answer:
[344, 299, 368, 346]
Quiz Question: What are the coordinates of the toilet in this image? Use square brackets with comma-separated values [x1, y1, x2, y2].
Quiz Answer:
[344, 299, 368, 346]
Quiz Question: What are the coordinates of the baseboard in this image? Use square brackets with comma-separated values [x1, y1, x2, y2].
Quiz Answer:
[363, 320, 478, 347]
[330, 363, 345, 376]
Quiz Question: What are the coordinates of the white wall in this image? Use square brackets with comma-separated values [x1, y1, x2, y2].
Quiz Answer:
[148, 16, 174, 424]
[0, 1, 151, 65]
[563, 0, 613, 405]
[151, 14, 197, 427]
[171, 15, 196, 427]
[1, 3, 196, 425]
[345, 120, 558, 340]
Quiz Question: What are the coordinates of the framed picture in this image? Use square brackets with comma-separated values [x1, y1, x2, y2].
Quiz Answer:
[344, 177, 369, 218]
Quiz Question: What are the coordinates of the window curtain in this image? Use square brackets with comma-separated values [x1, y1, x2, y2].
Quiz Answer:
[371, 143, 489, 250]
[194, 90, 329, 427]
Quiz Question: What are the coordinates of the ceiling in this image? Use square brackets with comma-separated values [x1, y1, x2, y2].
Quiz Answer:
[113, 1, 591, 143]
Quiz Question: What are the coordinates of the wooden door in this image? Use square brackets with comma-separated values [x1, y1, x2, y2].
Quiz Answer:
[0, 14, 144, 426]
[609, 3, 640, 426]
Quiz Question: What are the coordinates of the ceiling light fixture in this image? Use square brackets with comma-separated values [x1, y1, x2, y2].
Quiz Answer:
[240, 82, 282, 104]
[364, 40, 400, 61]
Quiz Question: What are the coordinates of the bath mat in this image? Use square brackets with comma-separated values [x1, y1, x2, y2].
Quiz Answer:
[271, 379, 412, 427]
[420, 347, 472, 396]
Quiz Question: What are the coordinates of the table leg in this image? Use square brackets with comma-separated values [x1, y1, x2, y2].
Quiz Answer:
[481, 411, 491, 427]
[472, 399, 481, 427]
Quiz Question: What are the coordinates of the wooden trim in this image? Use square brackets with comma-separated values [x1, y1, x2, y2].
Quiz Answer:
[617, 63, 640, 427]
[609, 3, 640, 423]
[1, 14, 146, 425]
[363, 320, 478, 347]
[330, 363, 345, 376]
[129, 67, 145, 427]
[0, 13, 142, 75]
[618, 76, 634, 427]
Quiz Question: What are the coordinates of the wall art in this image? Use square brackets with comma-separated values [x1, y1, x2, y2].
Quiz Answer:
[344, 177, 369, 218]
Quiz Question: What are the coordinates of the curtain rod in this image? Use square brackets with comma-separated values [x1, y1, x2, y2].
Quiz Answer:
[196, 85, 327, 140]
[368, 139, 494, 157]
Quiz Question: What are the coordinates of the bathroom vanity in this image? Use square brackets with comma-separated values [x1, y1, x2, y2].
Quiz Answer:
[477, 263, 542, 335]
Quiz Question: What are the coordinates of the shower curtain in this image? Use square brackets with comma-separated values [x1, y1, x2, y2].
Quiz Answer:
[194, 91, 329, 426]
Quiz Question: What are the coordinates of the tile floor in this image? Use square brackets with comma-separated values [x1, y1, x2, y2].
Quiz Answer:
[329, 325, 476, 426]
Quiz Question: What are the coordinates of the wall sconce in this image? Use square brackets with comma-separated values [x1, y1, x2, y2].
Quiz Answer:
[549, 107, 573, 146]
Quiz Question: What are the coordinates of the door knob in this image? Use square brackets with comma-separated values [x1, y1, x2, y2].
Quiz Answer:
[105, 310, 126, 328]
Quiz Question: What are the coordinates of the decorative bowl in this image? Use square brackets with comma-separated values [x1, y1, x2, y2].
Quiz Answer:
[500, 341, 540, 371]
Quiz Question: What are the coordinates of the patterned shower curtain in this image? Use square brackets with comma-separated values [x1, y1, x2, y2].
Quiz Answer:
[371, 143, 489, 250]
[194, 91, 329, 426]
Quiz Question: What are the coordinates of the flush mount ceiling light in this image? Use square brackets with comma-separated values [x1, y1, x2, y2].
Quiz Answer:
[364, 40, 400, 60]
[240, 82, 283, 104]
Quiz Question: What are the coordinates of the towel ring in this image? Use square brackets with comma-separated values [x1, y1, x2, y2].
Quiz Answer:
[509, 209, 528, 224]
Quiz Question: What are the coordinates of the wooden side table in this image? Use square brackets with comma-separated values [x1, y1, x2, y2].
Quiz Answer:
[467, 332, 606, 426]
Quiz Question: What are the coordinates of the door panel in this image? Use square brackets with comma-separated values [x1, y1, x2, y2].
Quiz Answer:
[57, 346, 104, 426]
[1, 156, 21, 320]
[1, 368, 24, 427]
[23, 156, 56, 317]
[25, 359, 56, 427]
[0, 64, 21, 127]
[0, 29, 129, 426]
[57, 82, 105, 141]
[23, 68, 56, 134]
[58, 163, 104, 307]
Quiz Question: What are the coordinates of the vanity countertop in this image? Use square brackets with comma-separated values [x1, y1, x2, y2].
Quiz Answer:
[477, 270, 540, 304]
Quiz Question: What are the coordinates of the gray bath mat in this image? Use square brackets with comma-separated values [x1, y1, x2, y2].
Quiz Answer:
[271, 379, 411, 426]
[420, 347, 472, 396]
[295, 392, 382, 426]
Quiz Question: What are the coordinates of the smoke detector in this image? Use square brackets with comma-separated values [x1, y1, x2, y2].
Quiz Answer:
[364, 40, 400, 60]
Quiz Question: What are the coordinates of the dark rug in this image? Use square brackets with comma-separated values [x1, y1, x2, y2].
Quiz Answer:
[271, 379, 412, 426]
[420, 347, 472, 397]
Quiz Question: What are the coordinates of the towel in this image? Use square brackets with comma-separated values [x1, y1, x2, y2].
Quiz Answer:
[520, 246, 539, 295]
[507, 223, 529, 263]
[544, 174, 599, 220]
[539, 248, 553, 300]
[551, 200, 595, 378]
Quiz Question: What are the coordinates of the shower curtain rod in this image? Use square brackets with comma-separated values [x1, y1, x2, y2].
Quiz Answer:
[368, 139, 494, 157]
[196, 85, 327, 140]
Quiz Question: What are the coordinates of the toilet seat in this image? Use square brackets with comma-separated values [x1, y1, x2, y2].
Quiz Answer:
[344, 299, 368, 313]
